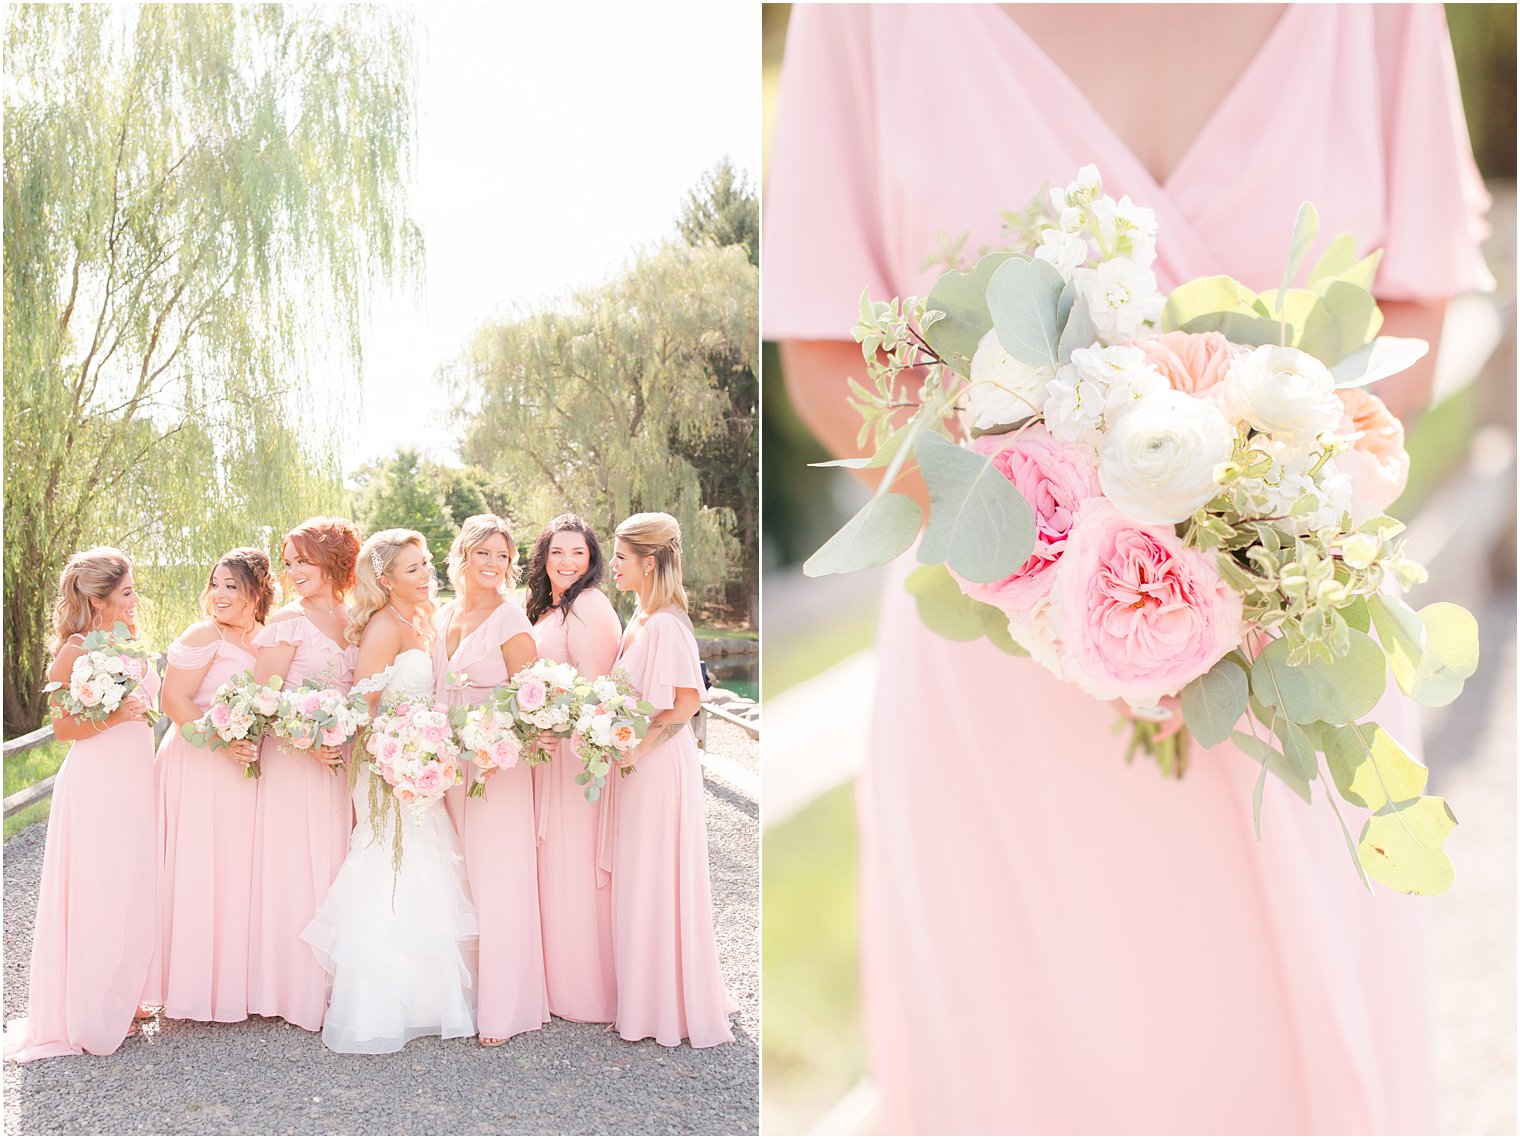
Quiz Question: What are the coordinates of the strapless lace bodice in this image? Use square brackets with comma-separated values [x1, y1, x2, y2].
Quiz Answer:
[357, 648, 436, 706]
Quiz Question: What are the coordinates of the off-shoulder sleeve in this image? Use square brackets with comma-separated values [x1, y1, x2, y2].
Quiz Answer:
[761, 5, 893, 340]
[638, 614, 704, 712]
[565, 589, 622, 680]
[251, 615, 307, 649]
[166, 637, 220, 671]
[1372, 5, 1494, 302]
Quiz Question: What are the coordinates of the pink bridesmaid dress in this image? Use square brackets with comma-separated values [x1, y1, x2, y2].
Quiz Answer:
[764, 5, 1492, 1132]
[143, 634, 258, 1021]
[434, 599, 549, 1040]
[530, 588, 622, 1023]
[3, 661, 161, 1061]
[608, 609, 735, 1048]
[245, 614, 357, 1031]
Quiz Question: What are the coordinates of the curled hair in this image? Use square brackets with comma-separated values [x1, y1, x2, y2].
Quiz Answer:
[346, 529, 437, 647]
[49, 547, 132, 658]
[525, 514, 605, 625]
[281, 517, 361, 599]
[615, 512, 688, 616]
[446, 514, 518, 595]
[200, 547, 277, 627]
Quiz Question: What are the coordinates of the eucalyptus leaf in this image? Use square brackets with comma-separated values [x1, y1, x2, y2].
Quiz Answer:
[985, 256, 1066, 368]
[1277, 719, 1319, 782]
[1330, 249, 1384, 294]
[1307, 233, 1357, 286]
[1368, 594, 1426, 691]
[1340, 596, 1371, 634]
[803, 492, 921, 577]
[1358, 796, 1457, 895]
[1297, 280, 1381, 366]
[978, 605, 1029, 656]
[1329, 337, 1430, 388]
[922, 251, 1018, 374]
[1251, 630, 1387, 725]
[1325, 721, 1428, 811]
[904, 564, 987, 641]
[1231, 730, 1312, 804]
[1324, 784, 1374, 893]
[1276, 202, 1319, 314]
[1180, 658, 1247, 748]
[915, 432, 1034, 583]
[1407, 602, 1480, 707]
[1161, 276, 1260, 332]
[1057, 292, 1098, 363]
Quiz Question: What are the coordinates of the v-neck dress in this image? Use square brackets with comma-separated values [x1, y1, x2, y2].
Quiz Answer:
[433, 600, 549, 1041]
[763, 5, 1490, 1133]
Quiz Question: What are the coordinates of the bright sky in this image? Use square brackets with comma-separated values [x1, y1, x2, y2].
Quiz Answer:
[350, 3, 760, 470]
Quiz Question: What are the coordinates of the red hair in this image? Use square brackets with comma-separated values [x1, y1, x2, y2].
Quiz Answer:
[282, 517, 361, 599]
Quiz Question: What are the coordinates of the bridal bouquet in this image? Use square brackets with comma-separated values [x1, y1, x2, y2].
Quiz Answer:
[570, 670, 656, 802]
[270, 679, 369, 771]
[502, 658, 586, 764]
[44, 621, 161, 726]
[807, 166, 1478, 896]
[452, 702, 523, 799]
[181, 669, 284, 778]
[362, 698, 463, 873]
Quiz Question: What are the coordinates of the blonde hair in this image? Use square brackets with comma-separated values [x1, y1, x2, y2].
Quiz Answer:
[345, 529, 437, 647]
[446, 514, 518, 595]
[615, 512, 688, 616]
[49, 547, 132, 657]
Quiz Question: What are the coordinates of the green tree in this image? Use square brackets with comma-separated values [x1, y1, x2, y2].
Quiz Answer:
[4, 5, 421, 731]
[676, 157, 759, 266]
[444, 242, 757, 615]
[351, 450, 454, 571]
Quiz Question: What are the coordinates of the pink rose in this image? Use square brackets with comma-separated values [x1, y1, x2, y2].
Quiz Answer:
[490, 737, 520, 768]
[1126, 331, 1239, 396]
[969, 424, 1102, 613]
[417, 764, 445, 794]
[321, 726, 347, 747]
[290, 731, 315, 751]
[210, 703, 234, 729]
[75, 680, 104, 708]
[610, 722, 637, 750]
[422, 722, 448, 743]
[299, 693, 322, 717]
[252, 688, 281, 716]
[517, 678, 548, 712]
[1335, 388, 1409, 522]
[396, 787, 416, 804]
[1052, 499, 1244, 703]
[376, 736, 402, 764]
[440, 761, 458, 785]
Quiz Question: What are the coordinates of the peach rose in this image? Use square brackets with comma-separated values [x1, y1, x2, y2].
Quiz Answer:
[1335, 388, 1409, 522]
[1126, 331, 1239, 396]
[1052, 499, 1244, 704]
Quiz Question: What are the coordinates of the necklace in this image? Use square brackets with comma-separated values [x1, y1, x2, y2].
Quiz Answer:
[388, 602, 418, 630]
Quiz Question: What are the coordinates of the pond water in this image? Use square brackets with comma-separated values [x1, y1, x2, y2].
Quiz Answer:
[705, 652, 758, 703]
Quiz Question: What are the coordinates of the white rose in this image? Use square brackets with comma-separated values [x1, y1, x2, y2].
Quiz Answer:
[1222, 345, 1344, 446]
[1098, 390, 1235, 524]
[968, 330, 1054, 431]
[1033, 229, 1089, 276]
[1077, 259, 1163, 341]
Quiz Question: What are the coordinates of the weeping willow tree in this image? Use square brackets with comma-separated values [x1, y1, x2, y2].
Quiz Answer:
[444, 242, 757, 615]
[3, 5, 422, 732]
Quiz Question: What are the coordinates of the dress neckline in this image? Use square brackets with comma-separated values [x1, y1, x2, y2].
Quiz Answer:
[279, 609, 351, 654]
[987, 4, 1299, 196]
[442, 599, 509, 664]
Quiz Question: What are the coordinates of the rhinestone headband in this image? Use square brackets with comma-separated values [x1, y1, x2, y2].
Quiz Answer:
[370, 548, 384, 577]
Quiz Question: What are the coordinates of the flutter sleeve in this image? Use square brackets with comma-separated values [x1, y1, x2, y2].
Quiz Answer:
[486, 601, 533, 649]
[251, 617, 306, 649]
[761, 5, 893, 340]
[1372, 4, 1494, 302]
[638, 614, 704, 713]
[165, 637, 221, 671]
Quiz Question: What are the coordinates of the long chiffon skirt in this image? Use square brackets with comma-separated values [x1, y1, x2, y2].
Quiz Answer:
[534, 740, 616, 1023]
[144, 733, 257, 1021]
[247, 740, 353, 1031]
[859, 557, 1438, 1134]
[3, 724, 156, 1061]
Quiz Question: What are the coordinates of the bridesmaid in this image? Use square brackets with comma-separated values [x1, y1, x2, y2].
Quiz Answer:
[607, 513, 734, 1047]
[4, 549, 159, 1061]
[145, 549, 275, 1022]
[247, 517, 360, 1031]
[433, 514, 548, 1046]
[526, 514, 622, 1024]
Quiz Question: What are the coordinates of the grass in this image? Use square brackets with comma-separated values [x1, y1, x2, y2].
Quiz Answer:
[693, 625, 758, 643]
[762, 606, 877, 701]
[4, 736, 69, 841]
[761, 781, 866, 1135]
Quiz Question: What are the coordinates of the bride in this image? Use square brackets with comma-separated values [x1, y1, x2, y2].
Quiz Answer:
[302, 529, 479, 1053]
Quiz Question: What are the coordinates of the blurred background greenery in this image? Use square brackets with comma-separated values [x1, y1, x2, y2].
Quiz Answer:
[760, 3, 1517, 1134]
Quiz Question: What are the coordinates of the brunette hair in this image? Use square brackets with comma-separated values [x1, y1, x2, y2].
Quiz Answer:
[346, 529, 437, 647]
[200, 547, 277, 627]
[49, 547, 132, 657]
[614, 512, 687, 616]
[446, 514, 518, 595]
[281, 516, 361, 599]
[525, 514, 605, 625]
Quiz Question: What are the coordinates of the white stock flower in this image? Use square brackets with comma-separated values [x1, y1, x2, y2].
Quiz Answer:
[1051, 165, 1103, 231]
[1221, 345, 1344, 446]
[1238, 440, 1354, 534]
[1091, 196, 1159, 268]
[968, 330, 1054, 430]
[1033, 229, 1089, 276]
[1098, 390, 1235, 524]
[1043, 346, 1168, 451]
[1078, 259, 1163, 341]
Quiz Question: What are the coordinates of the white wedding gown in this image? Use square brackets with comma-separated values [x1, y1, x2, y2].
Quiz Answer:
[301, 648, 479, 1053]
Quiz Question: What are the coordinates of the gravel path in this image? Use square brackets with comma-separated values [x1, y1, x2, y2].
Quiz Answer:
[3, 760, 758, 1136]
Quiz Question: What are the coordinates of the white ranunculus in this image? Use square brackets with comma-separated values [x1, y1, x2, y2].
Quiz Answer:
[968, 330, 1054, 431]
[1098, 390, 1235, 525]
[1078, 259, 1163, 341]
[1221, 345, 1344, 446]
[1033, 229, 1089, 276]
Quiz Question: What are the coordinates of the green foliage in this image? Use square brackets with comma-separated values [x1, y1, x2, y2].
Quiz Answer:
[802, 493, 919, 577]
[1179, 657, 1248, 748]
[903, 564, 1027, 655]
[675, 157, 758, 266]
[914, 432, 1034, 583]
[985, 256, 1066, 368]
[445, 241, 755, 613]
[1359, 796, 1458, 896]
[3, 5, 421, 731]
[920, 251, 1016, 374]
